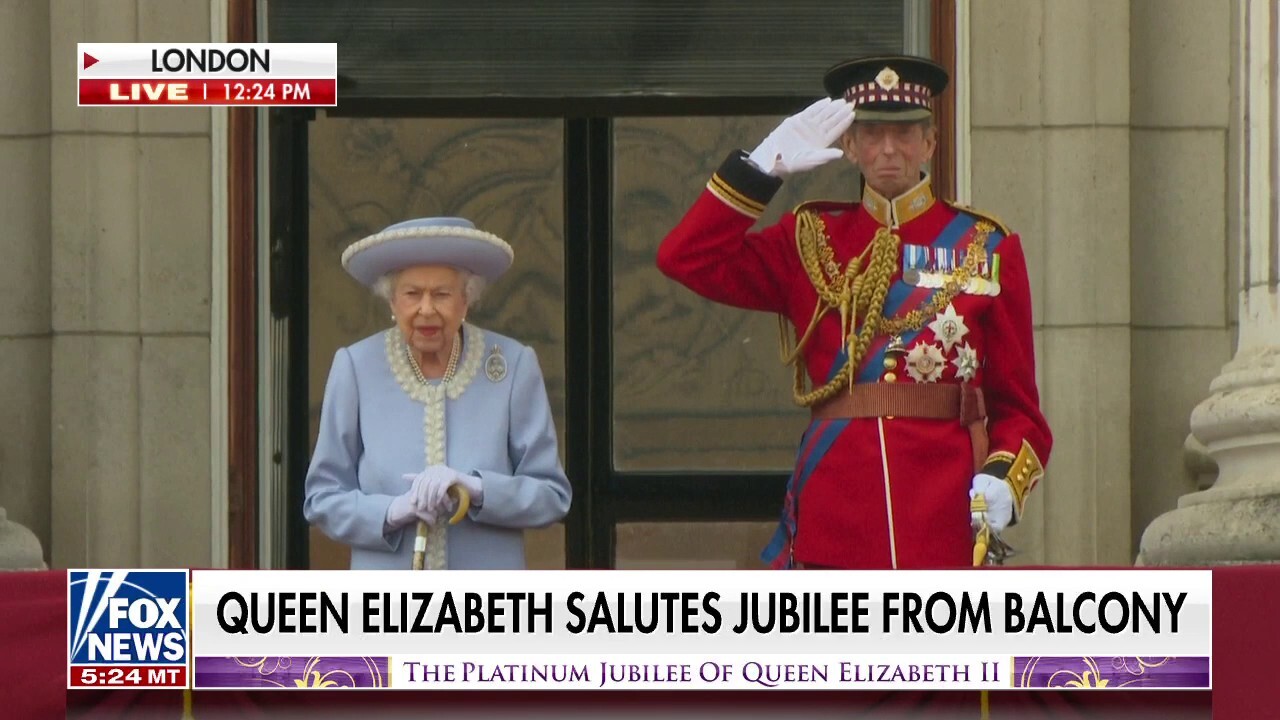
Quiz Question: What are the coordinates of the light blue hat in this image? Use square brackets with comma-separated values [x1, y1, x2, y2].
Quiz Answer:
[341, 216, 514, 287]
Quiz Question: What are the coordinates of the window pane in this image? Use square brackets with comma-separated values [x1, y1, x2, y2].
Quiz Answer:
[615, 522, 777, 569]
[524, 525, 566, 569]
[269, 1, 905, 100]
[612, 116, 858, 471]
[306, 116, 566, 569]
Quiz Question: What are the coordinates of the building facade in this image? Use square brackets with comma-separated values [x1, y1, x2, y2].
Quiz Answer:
[0, 0, 1270, 570]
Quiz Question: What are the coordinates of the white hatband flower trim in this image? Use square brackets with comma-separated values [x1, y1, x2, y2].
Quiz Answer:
[342, 226, 513, 270]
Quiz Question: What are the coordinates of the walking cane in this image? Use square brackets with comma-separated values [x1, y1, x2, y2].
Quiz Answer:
[412, 485, 471, 570]
[971, 494, 991, 567]
[970, 494, 998, 720]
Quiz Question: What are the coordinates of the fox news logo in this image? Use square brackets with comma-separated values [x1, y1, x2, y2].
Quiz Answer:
[68, 570, 189, 689]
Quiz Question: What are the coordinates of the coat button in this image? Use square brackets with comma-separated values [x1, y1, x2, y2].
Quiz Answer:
[884, 372, 897, 383]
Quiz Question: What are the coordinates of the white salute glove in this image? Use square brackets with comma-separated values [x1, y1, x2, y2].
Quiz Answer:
[747, 97, 856, 178]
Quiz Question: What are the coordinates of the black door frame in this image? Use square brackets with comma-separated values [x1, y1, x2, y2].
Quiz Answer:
[268, 106, 313, 571]
[275, 96, 809, 569]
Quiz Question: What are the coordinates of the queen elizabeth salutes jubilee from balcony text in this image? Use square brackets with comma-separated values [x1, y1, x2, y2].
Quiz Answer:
[303, 217, 571, 570]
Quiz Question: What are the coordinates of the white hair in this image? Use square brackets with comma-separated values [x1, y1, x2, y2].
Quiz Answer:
[373, 266, 488, 309]
[463, 271, 488, 308]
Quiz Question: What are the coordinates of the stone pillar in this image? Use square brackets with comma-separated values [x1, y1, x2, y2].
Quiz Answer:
[1138, 0, 1280, 565]
[50, 0, 214, 568]
[969, 0, 1133, 565]
[1128, 0, 1234, 558]
[0, 0, 52, 564]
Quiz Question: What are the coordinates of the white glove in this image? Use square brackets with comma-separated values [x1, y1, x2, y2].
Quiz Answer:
[385, 472, 429, 530]
[405, 465, 484, 523]
[747, 97, 855, 178]
[970, 473, 1014, 535]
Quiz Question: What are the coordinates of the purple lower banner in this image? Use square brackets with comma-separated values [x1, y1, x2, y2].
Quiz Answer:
[194, 656, 1209, 691]
[194, 657, 390, 689]
[1012, 656, 1210, 689]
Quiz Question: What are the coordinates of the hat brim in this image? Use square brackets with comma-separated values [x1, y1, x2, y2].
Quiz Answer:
[854, 107, 934, 122]
[341, 226, 514, 287]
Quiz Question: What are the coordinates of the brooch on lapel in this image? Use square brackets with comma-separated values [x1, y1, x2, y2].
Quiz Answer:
[485, 345, 508, 382]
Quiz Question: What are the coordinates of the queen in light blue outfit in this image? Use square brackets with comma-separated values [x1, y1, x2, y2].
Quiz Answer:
[304, 217, 572, 570]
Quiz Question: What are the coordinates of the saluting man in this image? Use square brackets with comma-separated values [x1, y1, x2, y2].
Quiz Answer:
[656, 55, 1052, 569]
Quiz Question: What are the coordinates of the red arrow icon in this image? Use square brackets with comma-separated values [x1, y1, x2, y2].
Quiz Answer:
[83, 52, 99, 70]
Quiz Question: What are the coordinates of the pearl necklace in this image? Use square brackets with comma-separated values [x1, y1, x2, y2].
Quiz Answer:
[406, 329, 462, 385]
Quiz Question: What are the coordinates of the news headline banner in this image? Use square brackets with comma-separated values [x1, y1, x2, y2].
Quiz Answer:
[76, 43, 337, 107]
[190, 570, 1211, 691]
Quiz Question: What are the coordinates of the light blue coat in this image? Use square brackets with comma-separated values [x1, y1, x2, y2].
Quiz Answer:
[303, 324, 571, 569]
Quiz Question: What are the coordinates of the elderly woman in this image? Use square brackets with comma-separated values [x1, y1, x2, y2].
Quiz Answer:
[304, 217, 571, 570]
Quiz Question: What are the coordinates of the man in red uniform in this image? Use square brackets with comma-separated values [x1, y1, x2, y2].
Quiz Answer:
[656, 55, 1052, 569]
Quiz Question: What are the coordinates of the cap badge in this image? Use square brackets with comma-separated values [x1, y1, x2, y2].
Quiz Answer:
[875, 67, 900, 91]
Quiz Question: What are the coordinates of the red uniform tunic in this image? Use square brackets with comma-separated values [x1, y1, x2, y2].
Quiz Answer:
[656, 152, 1053, 569]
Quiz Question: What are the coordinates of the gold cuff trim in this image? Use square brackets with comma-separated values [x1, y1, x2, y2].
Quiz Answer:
[1005, 440, 1043, 522]
[984, 450, 1016, 466]
[708, 174, 766, 217]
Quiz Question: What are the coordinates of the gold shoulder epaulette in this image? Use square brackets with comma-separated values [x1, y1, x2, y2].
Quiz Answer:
[945, 200, 1012, 236]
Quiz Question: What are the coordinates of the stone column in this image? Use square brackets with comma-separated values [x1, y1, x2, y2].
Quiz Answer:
[969, 0, 1133, 565]
[0, 0, 51, 565]
[1138, 0, 1280, 565]
[50, 0, 214, 568]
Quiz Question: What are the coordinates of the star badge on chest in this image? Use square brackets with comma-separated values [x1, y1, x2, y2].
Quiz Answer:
[906, 342, 946, 383]
[952, 343, 979, 382]
[927, 303, 970, 353]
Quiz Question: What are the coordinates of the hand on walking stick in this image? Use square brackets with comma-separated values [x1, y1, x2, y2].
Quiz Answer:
[971, 492, 1015, 567]
[412, 484, 470, 570]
